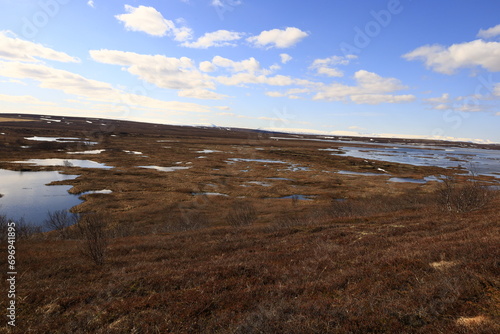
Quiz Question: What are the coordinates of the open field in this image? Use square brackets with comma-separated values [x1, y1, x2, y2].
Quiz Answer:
[1, 114, 499, 333]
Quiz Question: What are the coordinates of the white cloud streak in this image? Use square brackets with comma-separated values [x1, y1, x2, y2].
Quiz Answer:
[182, 30, 243, 48]
[0, 31, 79, 63]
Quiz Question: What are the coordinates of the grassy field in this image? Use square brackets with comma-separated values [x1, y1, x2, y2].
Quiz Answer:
[0, 114, 499, 333]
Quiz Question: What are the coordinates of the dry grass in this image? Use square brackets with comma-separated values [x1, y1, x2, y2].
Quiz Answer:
[0, 114, 499, 332]
[0, 117, 36, 122]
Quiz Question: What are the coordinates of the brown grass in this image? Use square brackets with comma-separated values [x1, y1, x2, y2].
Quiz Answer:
[0, 114, 499, 332]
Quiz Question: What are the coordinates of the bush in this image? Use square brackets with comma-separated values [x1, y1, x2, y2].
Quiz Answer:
[77, 213, 109, 265]
[0, 215, 42, 241]
[44, 210, 79, 239]
[436, 176, 492, 213]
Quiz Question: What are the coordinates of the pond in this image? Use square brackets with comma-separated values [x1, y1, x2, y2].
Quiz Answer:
[11, 159, 113, 169]
[0, 169, 81, 226]
[25, 136, 98, 145]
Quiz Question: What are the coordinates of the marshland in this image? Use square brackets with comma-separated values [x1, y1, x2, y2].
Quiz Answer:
[1, 114, 499, 333]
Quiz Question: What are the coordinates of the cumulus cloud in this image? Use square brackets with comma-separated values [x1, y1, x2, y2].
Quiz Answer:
[313, 70, 413, 104]
[90, 49, 214, 90]
[182, 30, 243, 48]
[210, 56, 261, 73]
[477, 24, 500, 39]
[280, 53, 292, 64]
[403, 40, 500, 74]
[115, 5, 192, 41]
[199, 61, 216, 72]
[309, 55, 356, 77]
[247, 27, 308, 48]
[0, 31, 79, 63]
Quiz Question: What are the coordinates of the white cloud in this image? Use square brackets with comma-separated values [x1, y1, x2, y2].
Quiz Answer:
[182, 30, 243, 48]
[199, 61, 216, 72]
[178, 88, 228, 100]
[216, 73, 294, 86]
[210, 56, 261, 73]
[247, 27, 308, 49]
[90, 49, 214, 90]
[313, 70, 412, 104]
[350, 94, 416, 104]
[211, 0, 242, 7]
[423, 93, 450, 104]
[403, 40, 500, 74]
[477, 24, 500, 39]
[0, 31, 79, 63]
[309, 55, 357, 77]
[0, 60, 212, 113]
[87, 1, 94, 8]
[115, 5, 192, 41]
[280, 53, 292, 64]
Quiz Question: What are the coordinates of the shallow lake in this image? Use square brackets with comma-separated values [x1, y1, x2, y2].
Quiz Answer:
[331, 145, 500, 179]
[0, 169, 81, 226]
[12, 159, 113, 169]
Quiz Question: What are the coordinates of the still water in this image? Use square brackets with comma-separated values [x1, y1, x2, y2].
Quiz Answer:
[332, 145, 500, 179]
[0, 169, 81, 226]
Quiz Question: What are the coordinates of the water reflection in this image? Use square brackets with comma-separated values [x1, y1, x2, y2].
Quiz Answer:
[12, 159, 113, 169]
[0, 169, 80, 226]
[331, 145, 500, 178]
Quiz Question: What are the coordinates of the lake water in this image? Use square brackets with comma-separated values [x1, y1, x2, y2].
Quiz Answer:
[11, 159, 113, 169]
[0, 169, 81, 226]
[331, 145, 500, 179]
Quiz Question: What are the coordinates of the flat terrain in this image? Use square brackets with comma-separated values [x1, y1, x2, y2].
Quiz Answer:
[0, 114, 499, 333]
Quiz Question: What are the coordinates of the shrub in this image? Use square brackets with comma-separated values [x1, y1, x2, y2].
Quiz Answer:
[44, 210, 79, 239]
[436, 176, 492, 213]
[77, 213, 109, 265]
[0, 215, 42, 241]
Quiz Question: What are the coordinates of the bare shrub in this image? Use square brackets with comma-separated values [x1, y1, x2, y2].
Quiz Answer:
[16, 218, 43, 239]
[0, 216, 42, 241]
[77, 213, 109, 265]
[226, 201, 257, 227]
[0, 215, 8, 243]
[44, 210, 79, 239]
[436, 176, 492, 213]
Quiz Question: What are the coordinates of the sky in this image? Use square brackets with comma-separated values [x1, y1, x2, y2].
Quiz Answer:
[0, 0, 500, 143]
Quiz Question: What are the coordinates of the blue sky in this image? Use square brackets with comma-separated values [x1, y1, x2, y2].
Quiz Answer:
[1, 0, 500, 143]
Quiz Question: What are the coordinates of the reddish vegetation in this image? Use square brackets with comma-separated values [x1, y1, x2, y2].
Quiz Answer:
[0, 114, 499, 333]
